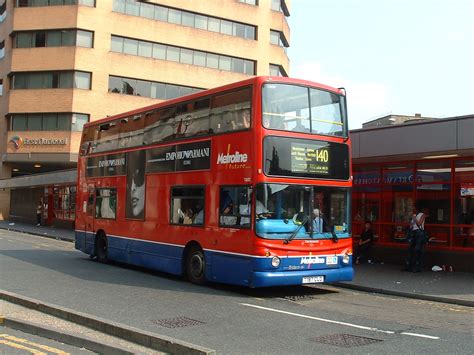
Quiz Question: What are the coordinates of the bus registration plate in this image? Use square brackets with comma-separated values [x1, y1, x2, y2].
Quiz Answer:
[302, 276, 324, 284]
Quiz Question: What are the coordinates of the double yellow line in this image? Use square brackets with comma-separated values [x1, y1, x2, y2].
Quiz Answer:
[0, 333, 69, 354]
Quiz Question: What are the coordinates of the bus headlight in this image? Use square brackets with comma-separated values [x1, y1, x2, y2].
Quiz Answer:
[271, 256, 281, 268]
[342, 254, 350, 264]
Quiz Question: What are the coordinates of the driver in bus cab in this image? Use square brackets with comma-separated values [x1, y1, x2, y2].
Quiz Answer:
[313, 208, 328, 233]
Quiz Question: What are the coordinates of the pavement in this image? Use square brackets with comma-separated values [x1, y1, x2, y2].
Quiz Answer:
[0, 219, 472, 352]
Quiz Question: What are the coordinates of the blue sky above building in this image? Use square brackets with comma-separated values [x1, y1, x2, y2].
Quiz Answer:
[288, 0, 474, 128]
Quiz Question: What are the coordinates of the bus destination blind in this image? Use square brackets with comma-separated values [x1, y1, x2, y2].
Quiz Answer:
[291, 143, 330, 175]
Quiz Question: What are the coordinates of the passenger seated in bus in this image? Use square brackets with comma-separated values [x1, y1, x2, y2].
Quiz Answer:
[272, 116, 286, 129]
[193, 205, 204, 225]
[175, 208, 185, 224]
[183, 209, 194, 225]
[262, 115, 286, 130]
[223, 111, 237, 132]
[237, 109, 251, 129]
[292, 118, 309, 132]
[220, 193, 237, 225]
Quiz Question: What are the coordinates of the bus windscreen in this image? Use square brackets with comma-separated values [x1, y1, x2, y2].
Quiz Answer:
[262, 83, 347, 137]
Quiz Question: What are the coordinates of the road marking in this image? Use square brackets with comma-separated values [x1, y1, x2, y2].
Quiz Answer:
[240, 303, 395, 334]
[0, 334, 69, 354]
[240, 303, 441, 340]
[0, 339, 47, 354]
[401, 332, 440, 340]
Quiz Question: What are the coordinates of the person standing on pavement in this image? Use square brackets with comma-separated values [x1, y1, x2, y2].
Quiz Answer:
[403, 203, 427, 272]
[355, 221, 374, 264]
[36, 199, 43, 227]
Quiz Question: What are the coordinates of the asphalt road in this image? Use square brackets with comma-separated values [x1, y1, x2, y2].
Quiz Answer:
[0, 230, 473, 354]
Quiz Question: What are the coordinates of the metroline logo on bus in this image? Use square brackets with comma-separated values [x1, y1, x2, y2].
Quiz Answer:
[217, 144, 250, 170]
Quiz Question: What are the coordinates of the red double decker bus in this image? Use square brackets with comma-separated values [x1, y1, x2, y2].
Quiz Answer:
[75, 76, 353, 287]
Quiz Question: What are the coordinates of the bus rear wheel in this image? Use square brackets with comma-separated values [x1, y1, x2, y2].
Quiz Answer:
[186, 246, 206, 285]
[96, 233, 108, 263]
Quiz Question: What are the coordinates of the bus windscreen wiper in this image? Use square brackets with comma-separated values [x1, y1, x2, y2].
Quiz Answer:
[284, 215, 309, 244]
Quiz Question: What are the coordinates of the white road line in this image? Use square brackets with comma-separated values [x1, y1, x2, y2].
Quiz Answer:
[240, 303, 395, 334]
[240, 303, 440, 340]
[401, 332, 440, 340]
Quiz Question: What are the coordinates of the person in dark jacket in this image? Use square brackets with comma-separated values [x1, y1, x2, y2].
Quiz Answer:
[355, 221, 374, 264]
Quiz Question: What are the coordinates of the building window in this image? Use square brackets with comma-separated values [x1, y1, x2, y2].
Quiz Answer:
[108, 75, 202, 100]
[271, 0, 290, 16]
[112, 0, 256, 40]
[110, 35, 255, 75]
[9, 112, 89, 131]
[72, 113, 88, 131]
[219, 186, 252, 228]
[0, 78, 3, 96]
[76, 30, 93, 47]
[11, 71, 91, 90]
[238, 0, 258, 5]
[79, 0, 94, 6]
[14, 30, 93, 48]
[0, 1, 6, 23]
[170, 186, 205, 226]
[73, 71, 91, 89]
[0, 40, 4, 58]
[16, 0, 94, 7]
[95, 188, 117, 220]
[270, 30, 288, 48]
[269, 64, 288, 77]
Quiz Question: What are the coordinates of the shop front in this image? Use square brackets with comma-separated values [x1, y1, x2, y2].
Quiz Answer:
[350, 114, 474, 271]
[9, 184, 76, 228]
[1, 170, 77, 229]
[1, 130, 80, 227]
[353, 158, 474, 250]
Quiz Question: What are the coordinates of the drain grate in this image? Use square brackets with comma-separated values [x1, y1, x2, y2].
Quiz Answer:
[151, 316, 205, 328]
[284, 295, 314, 302]
[311, 334, 382, 347]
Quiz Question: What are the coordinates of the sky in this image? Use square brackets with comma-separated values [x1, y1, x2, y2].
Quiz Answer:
[287, 0, 474, 129]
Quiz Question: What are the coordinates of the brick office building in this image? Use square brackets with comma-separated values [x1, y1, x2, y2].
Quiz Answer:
[0, 0, 290, 227]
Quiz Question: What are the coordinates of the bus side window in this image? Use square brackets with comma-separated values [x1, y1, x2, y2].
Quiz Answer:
[118, 114, 145, 148]
[96, 120, 120, 153]
[179, 98, 210, 137]
[219, 186, 251, 228]
[80, 126, 98, 156]
[170, 186, 205, 226]
[210, 86, 252, 134]
[143, 106, 176, 144]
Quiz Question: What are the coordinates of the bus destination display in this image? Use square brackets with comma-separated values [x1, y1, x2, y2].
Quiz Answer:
[264, 137, 349, 180]
[291, 143, 330, 175]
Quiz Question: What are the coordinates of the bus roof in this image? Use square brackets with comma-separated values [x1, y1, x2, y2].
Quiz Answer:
[84, 76, 344, 128]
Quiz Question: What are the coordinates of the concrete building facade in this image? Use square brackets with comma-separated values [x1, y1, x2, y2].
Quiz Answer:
[0, 0, 291, 224]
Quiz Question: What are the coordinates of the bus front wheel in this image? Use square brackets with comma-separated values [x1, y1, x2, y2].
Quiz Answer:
[186, 246, 206, 285]
[96, 233, 108, 264]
